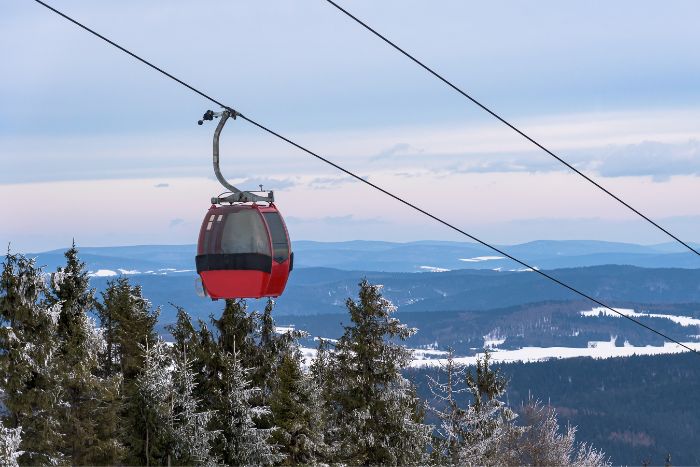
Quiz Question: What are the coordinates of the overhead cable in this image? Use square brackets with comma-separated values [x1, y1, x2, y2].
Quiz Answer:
[324, 0, 700, 257]
[31, 0, 699, 355]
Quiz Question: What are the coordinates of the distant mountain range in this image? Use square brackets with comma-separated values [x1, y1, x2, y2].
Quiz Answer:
[25, 240, 700, 350]
[25, 240, 699, 319]
[29, 239, 700, 274]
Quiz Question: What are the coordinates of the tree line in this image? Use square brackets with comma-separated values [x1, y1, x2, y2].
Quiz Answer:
[0, 246, 607, 466]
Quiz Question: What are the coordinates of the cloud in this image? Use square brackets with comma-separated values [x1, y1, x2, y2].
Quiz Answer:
[591, 140, 700, 181]
[401, 140, 700, 181]
[286, 215, 387, 226]
[370, 143, 421, 162]
[238, 177, 297, 191]
[169, 218, 185, 228]
[154, 183, 170, 188]
[307, 175, 368, 190]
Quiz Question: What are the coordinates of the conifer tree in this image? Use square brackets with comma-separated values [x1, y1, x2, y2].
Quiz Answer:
[131, 339, 173, 466]
[428, 349, 522, 465]
[270, 350, 326, 465]
[328, 279, 431, 465]
[97, 277, 159, 464]
[309, 337, 337, 461]
[48, 243, 123, 464]
[217, 347, 282, 466]
[170, 347, 220, 465]
[256, 298, 308, 427]
[427, 349, 470, 465]
[96, 277, 158, 379]
[257, 298, 279, 390]
[213, 299, 257, 365]
[459, 351, 519, 465]
[503, 399, 609, 466]
[0, 251, 64, 465]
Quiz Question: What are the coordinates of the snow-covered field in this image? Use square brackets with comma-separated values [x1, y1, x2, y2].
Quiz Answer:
[295, 337, 700, 369]
[409, 338, 700, 367]
[581, 306, 700, 327]
[459, 256, 504, 263]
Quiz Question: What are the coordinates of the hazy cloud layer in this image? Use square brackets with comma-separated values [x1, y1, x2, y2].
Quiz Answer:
[590, 140, 700, 180]
[381, 140, 700, 180]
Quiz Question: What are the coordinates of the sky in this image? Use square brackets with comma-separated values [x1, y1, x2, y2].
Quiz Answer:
[2, 0, 700, 252]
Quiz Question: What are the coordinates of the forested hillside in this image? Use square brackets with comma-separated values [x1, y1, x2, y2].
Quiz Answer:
[411, 353, 700, 465]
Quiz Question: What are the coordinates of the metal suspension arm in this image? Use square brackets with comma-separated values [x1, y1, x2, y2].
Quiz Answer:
[199, 109, 274, 204]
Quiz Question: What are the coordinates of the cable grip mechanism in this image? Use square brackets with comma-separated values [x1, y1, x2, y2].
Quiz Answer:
[198, 109, 274, 204]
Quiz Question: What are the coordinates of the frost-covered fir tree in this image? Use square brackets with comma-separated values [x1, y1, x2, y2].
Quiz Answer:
[503, 399, 609, 467]
[132, 339, 173, 466]
[427, 349, 520, 465]
[96, 277, 158, 379]
[217, 347, 282, 466]
[0, 250, 64, 465]
[166, 306, 218, 415]
[328, 279, 431, 465]
[270, 350, 327, 465]
[0, 426, 23, 467]
[460, 351, 520, 465]
[170, 350, 220, 466]
[48, 243, 124, 464]
[427, 349, 471, 465]
[213, 299, 257, 366]
[97, 278, 159, 464]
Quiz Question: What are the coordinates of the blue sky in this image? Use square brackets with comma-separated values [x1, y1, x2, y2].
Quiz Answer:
[2, 1, 700, 251]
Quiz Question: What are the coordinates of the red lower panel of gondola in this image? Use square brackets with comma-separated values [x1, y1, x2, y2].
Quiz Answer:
[200, 270, 270, 300]
[265, 258, 292, 297]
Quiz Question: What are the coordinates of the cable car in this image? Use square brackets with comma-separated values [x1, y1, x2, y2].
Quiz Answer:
[195, 109, 293, 299]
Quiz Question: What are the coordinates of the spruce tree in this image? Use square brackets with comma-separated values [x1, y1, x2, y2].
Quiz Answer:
[96, 277, 158, 379]
[503, 399, 609, 466]
[0, 250, 64, 465]
[309, 337, 337, 461]
[427, 349, 470, 465]
[428, 350, 524, 465]
[213, 299, 257, 366]
[132, 339, 173, 466]
[329, 279, 431, 465]
[49, 243, 123, 464]
[460, 351, 518, 465]
[170, 351, 220, 465]
[270, 350, 326, 465]
[97, 277, 159, 464]
[217, 347, 281, 466]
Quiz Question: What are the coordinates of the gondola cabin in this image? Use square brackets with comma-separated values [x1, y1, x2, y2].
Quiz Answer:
[196, 203, 293, 299]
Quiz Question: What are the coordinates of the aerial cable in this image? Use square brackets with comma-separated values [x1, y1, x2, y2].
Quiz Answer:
[31, 0, 699, 356]
[323, 0, 700, 257]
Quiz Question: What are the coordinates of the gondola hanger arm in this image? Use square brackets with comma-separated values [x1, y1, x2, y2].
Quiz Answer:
[198, 109, 274, 204]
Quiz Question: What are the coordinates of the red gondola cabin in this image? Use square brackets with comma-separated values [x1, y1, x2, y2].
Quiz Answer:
[196, 203, 293, 299]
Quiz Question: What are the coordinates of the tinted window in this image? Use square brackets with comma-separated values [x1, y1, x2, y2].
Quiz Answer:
[220, 209, 271, 256]
[263, 212, 290, 262]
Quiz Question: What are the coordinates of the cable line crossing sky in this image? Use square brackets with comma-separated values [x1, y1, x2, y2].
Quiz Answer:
[30, 0, 699, 356]
[324, 0, 700, 257]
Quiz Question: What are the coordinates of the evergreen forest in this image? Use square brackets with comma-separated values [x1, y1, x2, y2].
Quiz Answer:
[0, 246, 609, 466]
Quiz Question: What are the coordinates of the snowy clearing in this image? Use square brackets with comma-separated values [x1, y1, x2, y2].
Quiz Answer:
[409, 337, 700, 367]
[581, 307, 700, 327]
[298, 336, 700, 369]
[459, 256, 505, 262]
